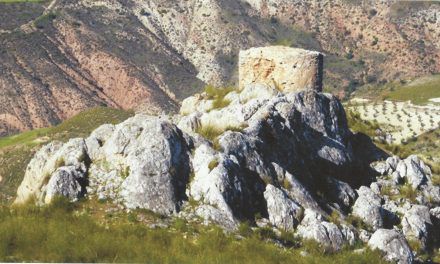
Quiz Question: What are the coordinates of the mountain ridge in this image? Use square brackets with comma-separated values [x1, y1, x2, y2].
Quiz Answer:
[1, 0, 439, 136]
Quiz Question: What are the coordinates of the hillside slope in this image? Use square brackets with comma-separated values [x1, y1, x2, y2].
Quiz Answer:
[0, 107, 134, 204]
[1, 0, 439, 136]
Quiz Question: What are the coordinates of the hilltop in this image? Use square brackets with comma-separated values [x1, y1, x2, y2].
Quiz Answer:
[0, 47, 437, 263]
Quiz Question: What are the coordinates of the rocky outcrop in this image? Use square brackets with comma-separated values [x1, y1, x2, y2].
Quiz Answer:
[16, 82, 378, 245]
[14, 82, 439, 262]
[372, 155, 439, 205]
[238, 46, 323, 92]
[15, 138, 88, 204]
[16, 116, 191, 215]
[368, 229, 413, 264]
[91, 116, 191, 215]
[13, 46, 439, 263]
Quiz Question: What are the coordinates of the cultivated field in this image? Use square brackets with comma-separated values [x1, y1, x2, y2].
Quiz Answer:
[347, 99, 440, 144]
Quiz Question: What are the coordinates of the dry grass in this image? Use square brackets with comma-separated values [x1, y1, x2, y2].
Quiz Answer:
[204, 85, 234, 111]
[0, 198, 389, 263]
[398, 183, 417, 203]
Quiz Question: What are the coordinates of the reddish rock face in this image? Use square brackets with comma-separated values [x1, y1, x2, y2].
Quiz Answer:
[0, 1, 204, 137]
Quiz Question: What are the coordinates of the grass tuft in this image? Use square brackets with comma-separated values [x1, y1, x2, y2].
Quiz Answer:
[195, 124, 246, 142]
[346, 214, 372, 232]
[398, 183, 417, 203]
[204, 85, 234, 111]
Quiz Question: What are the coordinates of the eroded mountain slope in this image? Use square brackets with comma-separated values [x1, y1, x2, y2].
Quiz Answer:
[1, 0, 439, 136]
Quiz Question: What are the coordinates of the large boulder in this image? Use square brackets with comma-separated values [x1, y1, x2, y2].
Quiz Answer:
[264, 184, 303, 231]
[193, 204, 238, 231]
[16, 115, 192, 216]
[44, 166, 87, 204]
[188, 144, 241, 222]
[352, 186, 385, 230]
[401, 205, 433, 249]
[239, 46, 323, 92]
[296, 209, 346, 251]
[188, 142, 267, 223]
[368, 229, 413, 264]
[15, 138, 88, 204]
[91, 115, 192, 215]
[396, 155, 432, 189]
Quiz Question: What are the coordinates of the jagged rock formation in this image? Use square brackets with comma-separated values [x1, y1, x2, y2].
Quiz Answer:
[1, 0, 440, 136]
[14, 47, 439, 263]
[239, 46, 323, 92]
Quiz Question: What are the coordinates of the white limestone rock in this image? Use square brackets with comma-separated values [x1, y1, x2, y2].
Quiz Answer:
[194, 204, 238, 231]
[106, 116, 191, 215]
[188, 144, 239, 222]
[401, 205, 432, 249]
[45, 166, 86, 203]
[15, 138, 88, 204]
[264, 184, 303, 231]
[296, 209, 345, 251]
[368, 229, 414, 264]
[352, 186, 384, 230]
[396, 155, 432, 189]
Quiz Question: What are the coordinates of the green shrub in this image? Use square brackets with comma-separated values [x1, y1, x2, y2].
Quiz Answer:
[278, 231, 301, 248]
[120, 166, 130, 179]
[212, 98, 231, 110]
[432, 174, 440, 186]
[282, 178, 292, 190]
[195, 124, 246, 142]
[346, 110, 380, 137]
[172, 218, 188, 233]
[55, 157, 65, 168]
[254, 226, 277, 241]
[127, 212, 138, 223]
[380, 184, 393, 197]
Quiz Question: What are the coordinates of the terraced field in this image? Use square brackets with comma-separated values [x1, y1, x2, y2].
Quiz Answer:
[347, 100, 440, 144]
[347, 75, 440, 145]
